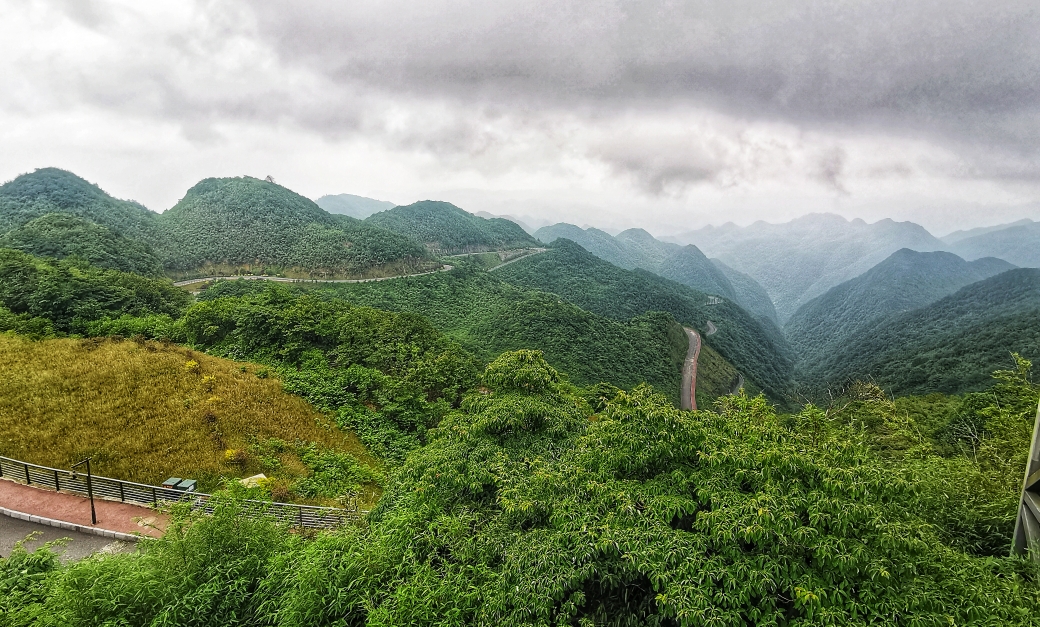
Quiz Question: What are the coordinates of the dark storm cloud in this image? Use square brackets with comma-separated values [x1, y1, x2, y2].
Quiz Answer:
[248, 0, 1040, 147]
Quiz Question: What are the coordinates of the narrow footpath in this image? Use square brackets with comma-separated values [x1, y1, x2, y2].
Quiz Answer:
[681, 327, 701, 411]
[0, 478, 166, 539]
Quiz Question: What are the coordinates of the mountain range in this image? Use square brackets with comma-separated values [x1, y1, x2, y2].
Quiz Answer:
[787, 249, 1016, 382]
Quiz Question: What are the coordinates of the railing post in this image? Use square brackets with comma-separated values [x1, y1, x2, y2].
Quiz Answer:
[25, 462, 30, 485]
[119, 481, 125, 502]
[54, 470, 60, 492]
[152, 487, 157, 506]
[298, 506, 303, 528]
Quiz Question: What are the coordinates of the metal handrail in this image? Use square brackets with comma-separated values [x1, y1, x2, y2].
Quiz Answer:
[0, 455, 360, 529]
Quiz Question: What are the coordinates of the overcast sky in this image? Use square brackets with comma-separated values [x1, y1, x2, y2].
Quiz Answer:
[2, 0, 1039, 235]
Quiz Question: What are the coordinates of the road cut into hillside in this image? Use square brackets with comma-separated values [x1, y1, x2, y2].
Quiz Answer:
[173, 264, 454, 288]
[681, 327, 701, 411]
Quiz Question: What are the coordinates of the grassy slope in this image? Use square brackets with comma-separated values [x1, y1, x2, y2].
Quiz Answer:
[0, 335, 378, 502]
[494, 239, 795, 403]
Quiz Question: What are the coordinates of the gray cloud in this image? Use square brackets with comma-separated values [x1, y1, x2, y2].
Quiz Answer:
[3, 0, 1040, 226]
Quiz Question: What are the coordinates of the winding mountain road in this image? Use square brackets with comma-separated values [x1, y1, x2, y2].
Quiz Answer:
[705, 320, 717, 336]
[173, 264, 454, 288]
[487, 248, 547, 271]
[681, 327, 701, 411]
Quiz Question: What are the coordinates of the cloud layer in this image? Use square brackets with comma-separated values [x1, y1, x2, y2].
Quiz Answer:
[2, 0, 1038, 232]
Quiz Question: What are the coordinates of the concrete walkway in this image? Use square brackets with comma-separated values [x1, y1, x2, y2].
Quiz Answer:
[0, 516, 133, 561]
[0, 478, 166, 539]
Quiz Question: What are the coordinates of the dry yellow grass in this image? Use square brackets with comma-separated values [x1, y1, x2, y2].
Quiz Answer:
[0, 334, 378, 500]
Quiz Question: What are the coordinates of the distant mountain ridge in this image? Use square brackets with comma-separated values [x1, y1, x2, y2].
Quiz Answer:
[535, 222, 778, 324]
[664, 213, 948, 322]
[315, 193, 396, 219]
[787, 249, 1016, 380]
[941, 219, 1035, 245]
[947, 221, 1040, 268]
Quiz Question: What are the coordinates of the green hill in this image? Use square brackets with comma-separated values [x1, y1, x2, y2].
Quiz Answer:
[365, 200, 539, 253]
[199, 269, 692, 404]
[535, 222, 778, 323]
[0, 248, 190, 337]
[493, 239, 795, 402]
[0, 168, 159, 242]
[157, 176, 431, 277]
[0, 213, 163, 276]
[787, 249, 1015, 370]
[801, 268, 1040, 396]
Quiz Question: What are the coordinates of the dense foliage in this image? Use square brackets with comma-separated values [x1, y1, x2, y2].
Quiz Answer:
[157, 177, 431, 276]
[0, 248, 190, 336]
[6, 352, 1040, 626]
[0, 213, 163, 276]
[365, 200, 539, 253]
[0, 168, 159, 242]
[494, 239, 794, 403]
[799, 268, 1040, 396]
[182, 285, 481, 461]
[200, 268, 692, 404]
[786, 249, 1014, 370]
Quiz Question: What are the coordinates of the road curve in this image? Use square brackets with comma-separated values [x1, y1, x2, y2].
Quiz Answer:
[487, 248, 547, 271]
[173, 265, 454, 288]
[681, 327, 701, 411]
[705, 320, 717, 336]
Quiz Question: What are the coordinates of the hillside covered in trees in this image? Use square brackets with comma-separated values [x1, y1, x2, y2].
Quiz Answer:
[157, 177, 433, 277]
[786, 249, 1015, 369]
[200, 270, 694, 406]
[366, 200, 539, 253]
[494, 239, 794, 403]
[0, 170, 441, 279]
[798, 268, 1040, 396]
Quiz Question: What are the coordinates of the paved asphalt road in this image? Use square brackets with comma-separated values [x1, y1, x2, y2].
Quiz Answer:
[681, 327, 701, 411]
[0, 515, 133, 561]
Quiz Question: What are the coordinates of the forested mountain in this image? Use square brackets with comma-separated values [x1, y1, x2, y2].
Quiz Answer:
[799, 268, 1040, 396]
[314, 193, 395, 219]
[0, 213, 163, 276]
[493, 238, 795, 402]
[199, 270, 693, 404]
[947, 220, 1040, 268]
[666, 213, 947, 322]
[535, 222, 777, 322]
[712, 259, 780, 324]
[474, 211, 540, 234]
[0, 168, 159, 242]
[365, 200, 539, 253]
[157, 177, 430, 277]
[535, 223, 641, 268]
[787, 249, 1016, 368]
[657, 245, 737, 301]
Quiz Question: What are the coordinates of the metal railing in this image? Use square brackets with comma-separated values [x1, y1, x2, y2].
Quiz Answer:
[0, 455, 360, 530]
